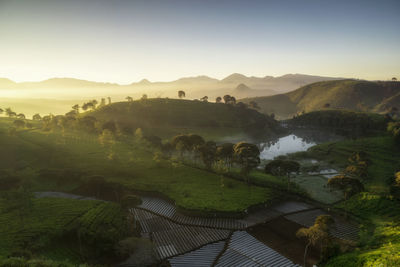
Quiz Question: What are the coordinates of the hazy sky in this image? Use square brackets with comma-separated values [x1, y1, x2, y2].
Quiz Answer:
[0, 0, 399, 83]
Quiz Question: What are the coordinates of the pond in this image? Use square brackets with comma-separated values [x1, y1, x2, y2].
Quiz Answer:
[258, 129, 345, 160]
[259, 134, 316, 160]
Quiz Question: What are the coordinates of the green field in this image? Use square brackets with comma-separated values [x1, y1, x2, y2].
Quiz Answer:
[0, 197, 126, 264]
[302, 136, 400, 193]
[0, 117, 278, 213]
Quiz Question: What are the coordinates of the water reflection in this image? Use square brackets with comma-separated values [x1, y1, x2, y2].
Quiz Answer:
[260, 134, 316, 160]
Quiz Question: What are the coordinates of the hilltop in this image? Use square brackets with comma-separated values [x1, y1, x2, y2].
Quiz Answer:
[241, 80, 400, 119]
[85, 98, 281, 139]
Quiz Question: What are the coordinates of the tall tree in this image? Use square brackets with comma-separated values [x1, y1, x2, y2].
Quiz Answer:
[126, 96, 133, 102]
[215, 96, 222, 103]
[296, 215, 334, 266]
[72, 104, 80, 113]
[233, 142, 260, 183]
[17, 113, 25, 119]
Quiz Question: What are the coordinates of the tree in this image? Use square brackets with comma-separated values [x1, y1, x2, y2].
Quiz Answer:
[17, 113, 25, 119]
[126, 96, 133, 102]
[216, 143, 234, 169]
[296, 215, 334, 266]
[13, 119, 25, 129]
[200, 96, 208, 102]
[141, 94, 148, 100]
[199, 141, 217, 169]
[0, 108, 3, 115]
[216, 96, 222, 103]
[328, 174, 364, 201]
[264, 159, 300, 191]
[392, 77, 397, 81]
[72, 104, 80, 113]
[171, 134, 191, 158]
[178, 90, 186, 99]
[5, 108, 16, 117]
[107, 97, 112, 104]
[233, 142, 260, 183]
[32, 113, 42, 121]
[223, 95, 231, 104]
[85, 175, 107, 198]
[100, 98, 106, 107]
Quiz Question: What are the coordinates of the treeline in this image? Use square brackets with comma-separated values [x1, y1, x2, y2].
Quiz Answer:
[289, 110, 388, 133]
[152, 133, 261, 184]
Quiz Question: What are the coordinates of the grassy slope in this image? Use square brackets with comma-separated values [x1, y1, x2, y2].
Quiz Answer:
[304, 136, 400, 193]
[0, 118, 277, 213]
[0, 197, 124, 262]
[85, 98, 279, 140]
[242, 80, 400, 119]
[292, 135, 400, 266]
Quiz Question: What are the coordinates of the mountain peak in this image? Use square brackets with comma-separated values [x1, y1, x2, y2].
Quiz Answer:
[235, 83, 251, 91]
[222, 73, 248, 82]
[138, 79, 151, 84]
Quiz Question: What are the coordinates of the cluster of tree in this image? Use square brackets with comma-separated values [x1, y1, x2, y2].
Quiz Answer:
[289, 110, 388, 134]
[343, 151, 370, 180]
[162, 134, 260, 183]
[264, 159, 300, 190]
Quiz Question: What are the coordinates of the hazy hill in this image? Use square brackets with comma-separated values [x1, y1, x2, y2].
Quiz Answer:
[86, 98, 280, 138]
[0, 73, 342, 100]
[241, 80, 400, 119]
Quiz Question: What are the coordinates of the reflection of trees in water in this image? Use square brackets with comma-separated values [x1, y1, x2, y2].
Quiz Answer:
[290, 128, 345, 144]
[258, 137, 279, 151]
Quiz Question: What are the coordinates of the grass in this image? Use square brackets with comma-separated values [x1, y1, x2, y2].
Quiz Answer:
[0, 197, 126, 262]
[324, 192, 400, 266]
[0, 118, 278, 213]
[295, 136, 400, 193]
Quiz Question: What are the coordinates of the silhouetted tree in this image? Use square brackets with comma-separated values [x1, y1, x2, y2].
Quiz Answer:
[216, 96, 222, 103]
[0, 108, 3, 115]
[223, 95, 231, 104]
[17, 113, 25, 119]
[126, 96, 133, 102]
[200, 96, 208, 102]
[100, 98, 106, 107]
[141, 94, 148, 100]
[72, 104, 80, 113]
[5, 108, 16, 117]
[178, 90, 186, 99]
[392, 77, 397, 81]
[107, 97, 112, 104]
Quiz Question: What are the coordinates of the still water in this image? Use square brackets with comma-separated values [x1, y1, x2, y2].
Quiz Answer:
[259, 134, 315, 160]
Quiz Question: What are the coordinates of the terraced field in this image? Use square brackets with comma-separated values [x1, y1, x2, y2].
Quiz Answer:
[215, 231, 300, 266]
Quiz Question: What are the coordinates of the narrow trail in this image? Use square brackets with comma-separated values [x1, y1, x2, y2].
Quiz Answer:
[36, 192, 359, 266]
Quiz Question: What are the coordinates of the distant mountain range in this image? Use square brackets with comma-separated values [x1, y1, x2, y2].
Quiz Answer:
[241, 80, 400, 119]
[0, 73, 343, 100]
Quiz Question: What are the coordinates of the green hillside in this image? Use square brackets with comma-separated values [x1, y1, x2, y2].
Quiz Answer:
[85, 98, 280, 139]
[242, 80, 400, 119]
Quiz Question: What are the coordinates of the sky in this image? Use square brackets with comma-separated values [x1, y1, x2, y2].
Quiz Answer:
[0, 0, 399, 84]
